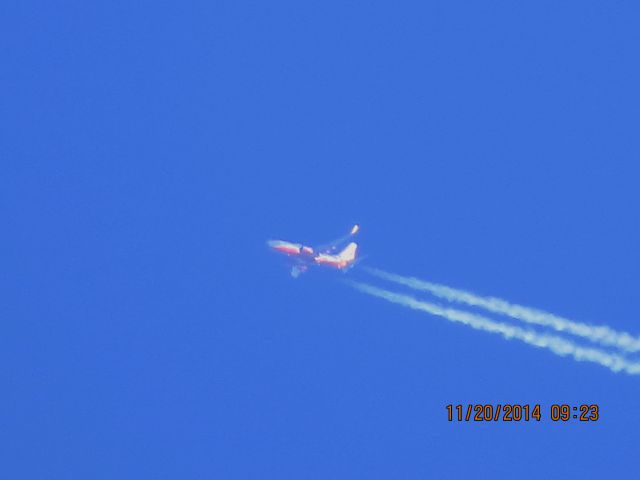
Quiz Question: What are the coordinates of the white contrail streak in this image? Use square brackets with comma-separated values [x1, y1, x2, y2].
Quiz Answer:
[364, 267, 640, 354]
[346, 280, 640, 375]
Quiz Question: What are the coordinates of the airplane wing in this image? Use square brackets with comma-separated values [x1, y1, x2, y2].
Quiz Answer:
[342, 254, 368, 273]
[315, 224, 360, 253]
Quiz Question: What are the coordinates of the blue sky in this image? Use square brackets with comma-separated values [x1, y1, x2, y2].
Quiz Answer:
[3, 1, 640, 478]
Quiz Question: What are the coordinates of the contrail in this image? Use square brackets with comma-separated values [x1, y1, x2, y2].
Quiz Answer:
[346, 280, 640, 375]
[364, 267, 640, 354]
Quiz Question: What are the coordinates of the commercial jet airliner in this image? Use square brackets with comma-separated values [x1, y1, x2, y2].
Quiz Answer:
[267, 225, 360, 277]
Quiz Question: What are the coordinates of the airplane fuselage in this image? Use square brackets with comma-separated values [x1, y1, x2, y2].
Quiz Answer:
[267, 225, 360, 277]
[267, 239, 357, 270]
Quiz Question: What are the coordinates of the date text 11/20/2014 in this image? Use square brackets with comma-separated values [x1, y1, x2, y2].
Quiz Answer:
[446, 404, 599, 422]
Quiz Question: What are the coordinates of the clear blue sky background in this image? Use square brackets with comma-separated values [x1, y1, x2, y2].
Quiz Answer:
[3, 1, 640, 478]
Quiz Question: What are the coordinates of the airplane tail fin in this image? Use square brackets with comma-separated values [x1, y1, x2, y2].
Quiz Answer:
[290, 265, 308, 278]
[337, 242, 358, 263]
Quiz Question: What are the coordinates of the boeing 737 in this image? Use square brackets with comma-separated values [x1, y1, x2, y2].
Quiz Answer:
[267, 225, 360, 277]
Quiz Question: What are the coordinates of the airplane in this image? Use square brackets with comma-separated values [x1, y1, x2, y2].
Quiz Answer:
[267, 225, 360, 278]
